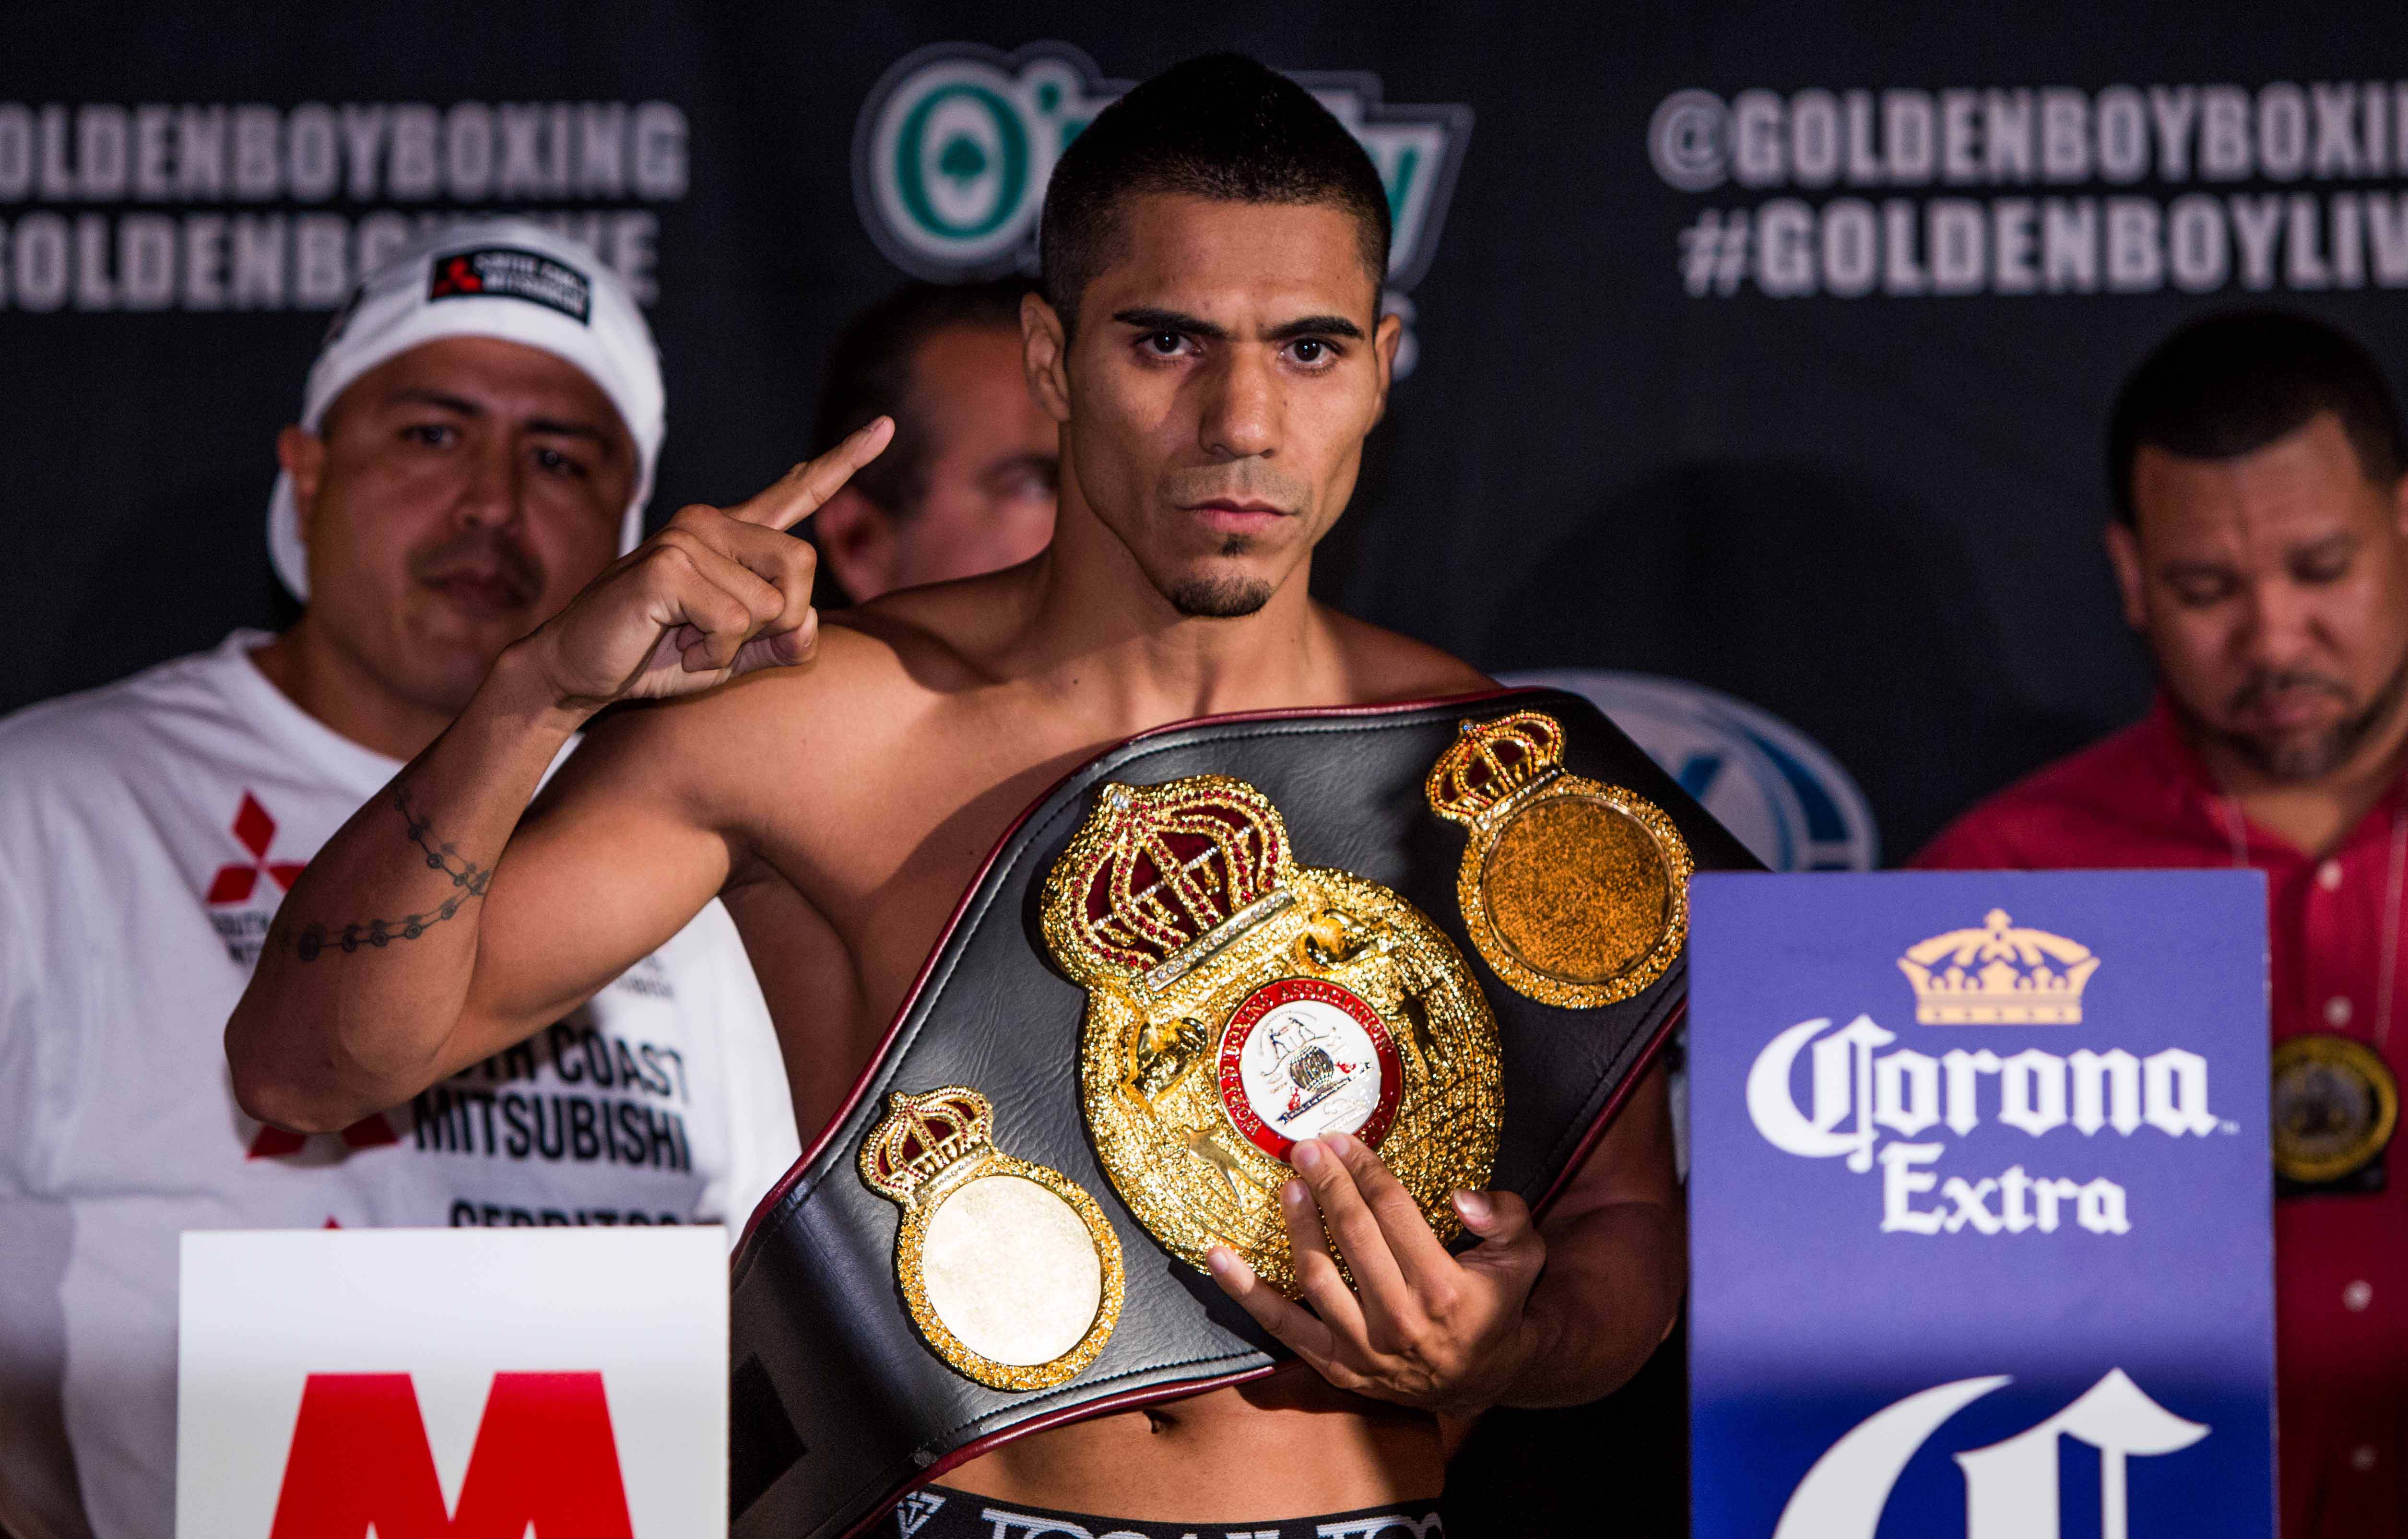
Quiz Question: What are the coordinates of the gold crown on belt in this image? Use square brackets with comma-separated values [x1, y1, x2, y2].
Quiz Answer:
[1042, 777, 1294, 982]
[1425, 711, 1567, 826]
[858, 1086, 996, 1202]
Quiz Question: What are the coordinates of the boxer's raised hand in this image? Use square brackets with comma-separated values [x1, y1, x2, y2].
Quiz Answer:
[526, 416, 893, 709]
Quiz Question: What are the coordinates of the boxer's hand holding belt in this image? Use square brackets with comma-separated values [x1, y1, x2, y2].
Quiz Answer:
[522, 415, 894, 713]
[1207, 1132, 1545, 1418]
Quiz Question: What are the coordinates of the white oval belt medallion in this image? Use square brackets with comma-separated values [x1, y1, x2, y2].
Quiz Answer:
[1218, 976, 1404, 1160]
[859, 1085, 1125, 1391]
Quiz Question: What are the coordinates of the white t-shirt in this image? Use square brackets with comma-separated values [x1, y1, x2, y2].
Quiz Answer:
[0, 631, 801, 1539]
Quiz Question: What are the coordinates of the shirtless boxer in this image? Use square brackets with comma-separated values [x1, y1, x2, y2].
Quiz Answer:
[228, 54, 1681, 1528]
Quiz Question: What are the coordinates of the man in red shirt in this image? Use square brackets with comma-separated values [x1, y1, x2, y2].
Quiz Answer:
[1918, 310, 2408, 1537]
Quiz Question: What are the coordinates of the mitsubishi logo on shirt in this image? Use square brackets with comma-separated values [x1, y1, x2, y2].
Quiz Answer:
[195, 789, 400, 1159]
[248, 1115, 400, 1161]
[206, 790, 307, 904]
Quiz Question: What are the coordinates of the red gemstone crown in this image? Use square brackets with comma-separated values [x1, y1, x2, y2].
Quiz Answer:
[1043, 777, 1293, 981]
[1426, 711, 1567, 826]
[859, 1086, 994, 1203]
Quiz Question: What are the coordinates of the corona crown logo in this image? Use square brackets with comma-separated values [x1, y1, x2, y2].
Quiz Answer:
[1899, 909, 2100, 1023]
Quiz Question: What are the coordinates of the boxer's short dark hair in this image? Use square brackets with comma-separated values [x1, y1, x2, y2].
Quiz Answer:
[811, 277, 1037, 519]
[1039, 52, 1392, 334]
[2109, 309, 2405, 525]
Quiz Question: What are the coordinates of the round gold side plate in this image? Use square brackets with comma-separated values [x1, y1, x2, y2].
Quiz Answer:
[1425, 710, 1695, 1010]
[1462, 783, 1691, 1009]
[1077, 868, 1501, 1297]
[1481, 793, 1672, 985]
[2272, 1033, 2398, 1186]
[859, 1086, 1126, 1393]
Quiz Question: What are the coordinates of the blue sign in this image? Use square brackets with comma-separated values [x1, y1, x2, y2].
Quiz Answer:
[1689, 871, 2273, 1539]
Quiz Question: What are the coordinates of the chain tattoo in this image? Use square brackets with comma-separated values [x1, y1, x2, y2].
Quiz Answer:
[286, 783, 492, 962]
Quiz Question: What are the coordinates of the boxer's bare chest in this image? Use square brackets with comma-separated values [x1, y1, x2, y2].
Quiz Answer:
[718, 686, 1098, 1130]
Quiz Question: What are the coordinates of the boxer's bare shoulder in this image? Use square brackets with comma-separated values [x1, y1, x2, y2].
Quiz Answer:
[1312, 604, 1494, 702]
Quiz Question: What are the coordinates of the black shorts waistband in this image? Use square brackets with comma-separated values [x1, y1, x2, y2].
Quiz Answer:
[891, 1486, 1445, 1539]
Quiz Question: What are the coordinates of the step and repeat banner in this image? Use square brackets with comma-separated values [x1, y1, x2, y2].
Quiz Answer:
[3, 3, 2405, 864]
[1, 10, 2366, 1532]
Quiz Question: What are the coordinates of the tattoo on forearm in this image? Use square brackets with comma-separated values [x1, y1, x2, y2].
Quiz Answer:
[285, 783, 492, 962]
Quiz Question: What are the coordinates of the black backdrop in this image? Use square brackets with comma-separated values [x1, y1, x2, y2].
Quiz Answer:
[8, 5, 2408, 1528]
[9, 4, 2408, 856]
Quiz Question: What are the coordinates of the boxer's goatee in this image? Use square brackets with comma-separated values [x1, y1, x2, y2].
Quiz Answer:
[1162, 534, 1273, 617]
[1167, 576, 1275, 618]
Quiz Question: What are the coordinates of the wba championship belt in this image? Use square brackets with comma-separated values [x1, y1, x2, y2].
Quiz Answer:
[727, 688, 1756, 1539]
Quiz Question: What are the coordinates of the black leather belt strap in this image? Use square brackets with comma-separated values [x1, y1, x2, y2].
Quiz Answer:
[728, 687, 1756, 1539]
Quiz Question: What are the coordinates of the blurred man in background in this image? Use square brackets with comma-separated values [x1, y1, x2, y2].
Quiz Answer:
[0, 218, 798, 1539]
[1917, 310, 2408, 1538]
[806, 279, 1058, 603]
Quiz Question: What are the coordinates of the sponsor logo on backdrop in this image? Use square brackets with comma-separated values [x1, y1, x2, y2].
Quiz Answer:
[0, 101, 687, 312]
[853, 42, 1470, 376]
[1691, 872, 2267, 1539]
[1500, 669, 1878, 872]
[1649, 80, 2408, 299]
[1775, 1369, 2207, 1539]
[1747, 910, 2235, 1236]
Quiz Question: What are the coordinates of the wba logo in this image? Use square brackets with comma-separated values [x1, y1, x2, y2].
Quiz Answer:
[266, 1371, 630, 1538]
[851, 42, 1470, 375]
[1775, 1370, 2207, 1539]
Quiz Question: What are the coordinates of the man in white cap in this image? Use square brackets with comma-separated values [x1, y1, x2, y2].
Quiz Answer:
[0, 217, 798, 1539]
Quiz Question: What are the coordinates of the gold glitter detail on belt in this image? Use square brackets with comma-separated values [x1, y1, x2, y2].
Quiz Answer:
[1042, 778, 1502, 1298]
[1428, 711, 1693, 1008]
[859, 1086, 1126, 1392]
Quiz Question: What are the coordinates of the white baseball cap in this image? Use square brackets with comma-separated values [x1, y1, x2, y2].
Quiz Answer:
[267, 215, 665, 599]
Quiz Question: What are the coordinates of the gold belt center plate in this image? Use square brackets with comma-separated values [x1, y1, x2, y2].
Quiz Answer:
[1043, 777, 1502, 1296]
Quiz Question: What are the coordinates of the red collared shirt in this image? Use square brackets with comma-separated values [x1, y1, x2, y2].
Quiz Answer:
[1917, 699, 2408, 1539]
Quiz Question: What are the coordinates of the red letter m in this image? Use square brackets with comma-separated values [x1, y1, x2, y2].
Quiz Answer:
[266, 1372, 634, 1538]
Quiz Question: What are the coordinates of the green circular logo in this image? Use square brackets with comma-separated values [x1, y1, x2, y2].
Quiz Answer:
[893, 82, 1029, 243]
